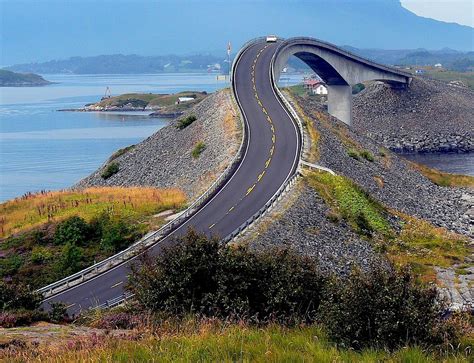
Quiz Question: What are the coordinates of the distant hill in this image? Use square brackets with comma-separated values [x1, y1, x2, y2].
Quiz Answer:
[0, 69, 52, 86]
[4, 54, 225, 75]
[343, 48, 474, 71]
[5, 48, 473, 75]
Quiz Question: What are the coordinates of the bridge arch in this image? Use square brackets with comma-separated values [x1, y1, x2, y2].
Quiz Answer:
[272, 37, 412, 125]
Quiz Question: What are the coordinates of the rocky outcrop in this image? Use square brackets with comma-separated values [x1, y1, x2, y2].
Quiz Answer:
[352, 78, 474, 153]
[75, 90, 241, 200]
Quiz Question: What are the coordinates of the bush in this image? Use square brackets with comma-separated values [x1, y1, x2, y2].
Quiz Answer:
[128, 230, 324, 323]
[347, 149, 360, 160]
[352, 83, 366, 94]
[48, 302, 69, 323]
[101, 162, 119, 179]
[54, 216, 90, 246]
[177, 114, 197, 130]
[192, 142, 206, 159]
[319, 267, 456, 350]
[360, 150, 375, 162]
[57, 242, 84, 276]
[0, 282, 42, 311]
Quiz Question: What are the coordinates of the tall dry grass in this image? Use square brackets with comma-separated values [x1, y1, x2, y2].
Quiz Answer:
[0, 187, 186, 238]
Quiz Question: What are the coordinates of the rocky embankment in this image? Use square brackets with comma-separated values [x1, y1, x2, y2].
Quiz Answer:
[353, 78, 474, 153]
[243, 91, 473, 307]
[75, 90, 241, 200]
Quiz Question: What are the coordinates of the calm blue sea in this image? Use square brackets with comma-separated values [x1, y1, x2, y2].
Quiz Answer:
[0, 73, 228, 201]
[0, 73, 471, 202]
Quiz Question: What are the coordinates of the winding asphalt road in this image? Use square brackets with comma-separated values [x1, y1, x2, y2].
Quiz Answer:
[42, 40, 301, 315]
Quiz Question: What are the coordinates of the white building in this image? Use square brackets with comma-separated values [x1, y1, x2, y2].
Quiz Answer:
[313, 84, 328, 95]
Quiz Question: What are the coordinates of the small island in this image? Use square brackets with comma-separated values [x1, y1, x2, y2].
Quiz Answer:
[60, 91, 208, 118]
[0, 69, 52, 87]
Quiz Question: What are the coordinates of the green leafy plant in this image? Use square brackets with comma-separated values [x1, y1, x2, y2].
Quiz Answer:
[128, 229, 324, 323]
[360, 150, 375, 162]
[192, 142, 206, 158]
[319, 267, 457, 350]
[101, 162, 119, 179]
[177, 114, 197, 130]
[347, 149, 360, 160]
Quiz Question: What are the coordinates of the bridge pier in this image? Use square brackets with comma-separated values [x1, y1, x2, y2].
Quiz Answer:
[327, 85, 352, 126]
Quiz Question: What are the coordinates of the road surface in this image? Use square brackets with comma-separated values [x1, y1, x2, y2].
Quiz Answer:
[42, 40, 301, 314]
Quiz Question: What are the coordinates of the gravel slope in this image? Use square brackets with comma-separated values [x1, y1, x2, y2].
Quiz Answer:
[75, 90, 241, 200]
[353, 78, 474, 153]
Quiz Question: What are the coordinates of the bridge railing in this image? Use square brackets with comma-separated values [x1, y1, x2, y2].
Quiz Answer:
[37, 41, 267, 301]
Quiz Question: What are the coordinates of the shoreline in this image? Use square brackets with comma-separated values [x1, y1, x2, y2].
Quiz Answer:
[57, 108, 183, 118]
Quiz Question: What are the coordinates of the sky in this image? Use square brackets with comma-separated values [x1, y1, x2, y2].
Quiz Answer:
[0, 0, 473, 66]
[401, 0, 474, 27]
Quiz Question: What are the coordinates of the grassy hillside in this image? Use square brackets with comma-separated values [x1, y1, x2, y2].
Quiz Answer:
[0, 187, 186, 288]
[0, 69, 51, 86]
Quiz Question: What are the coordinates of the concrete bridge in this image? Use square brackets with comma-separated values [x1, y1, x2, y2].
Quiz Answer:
[272, 37, 412, 125]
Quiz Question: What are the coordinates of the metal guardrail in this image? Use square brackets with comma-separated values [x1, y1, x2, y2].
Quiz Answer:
[38, 44, 257, 300]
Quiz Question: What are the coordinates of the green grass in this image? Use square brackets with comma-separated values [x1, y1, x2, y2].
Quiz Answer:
[6, 324, 471, 362]
[307, 171, 391, 236]
[408, 160, 474, 188]
[192, 141, 206, 158]
[387, 213, 470, 282]
[108, 145, 135, 162]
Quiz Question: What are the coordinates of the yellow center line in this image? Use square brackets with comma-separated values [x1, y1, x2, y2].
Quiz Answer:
[272, 134, 276, 143]
[270, 124, 274, 133]
[267, 116, 272, 123]
[258, 100, 262, 107]
[262, 107, 267, 114]
[270, 145, 274, 156]
[258, 170, 266, 182]
[228, 206, 235, 212]
[209, 223, 216, 229]
[265, 158, 271, 168]
[246, 184, 256, 195]
[111, 281, 123, 289]
[254, 93, 259, 99]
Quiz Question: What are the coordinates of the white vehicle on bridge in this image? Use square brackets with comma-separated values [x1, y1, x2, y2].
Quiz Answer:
[266, 35, 278, 42]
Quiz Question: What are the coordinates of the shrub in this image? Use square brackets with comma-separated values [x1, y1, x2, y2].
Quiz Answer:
[30, 246, 52, 264]
[0, 282, 42, 311]
[0, 312, 17, 328]
[95, 312, 141, 329]
[360, 150, 375, 162]
[48, 302, 69, 323]
[352, 83, 366, 94]
[54, 216, 90, 246]
[177, 114, 197, 130]
[101, 162, 119, 179]
[347, 149, 360, 160]
[128, 229, 324, 323]
[0, 254, 23, 277]
[192, 142, 206, 159]
[57, 242, 84, 276]
[101, 219, 139, 253]
[319, 266, 456, 350]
